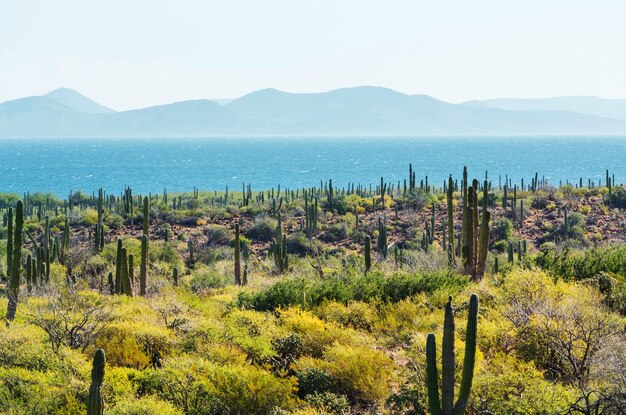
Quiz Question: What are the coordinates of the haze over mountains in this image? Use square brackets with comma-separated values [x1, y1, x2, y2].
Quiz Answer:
[1, 87, 626, 137]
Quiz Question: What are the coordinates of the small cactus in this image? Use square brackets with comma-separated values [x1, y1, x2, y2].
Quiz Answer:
[87, 348, 105, 415]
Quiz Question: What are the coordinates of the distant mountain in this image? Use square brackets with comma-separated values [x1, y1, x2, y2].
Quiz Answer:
[44, 88, 115, 114]
[2, 86, 626, 137]
[466, 96, 626, 120]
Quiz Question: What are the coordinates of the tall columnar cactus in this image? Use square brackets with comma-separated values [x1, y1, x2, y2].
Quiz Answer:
[6, 200, 23, 321]
[125, 254, 134, 296]
[187, 238, 194, 266]
[120, 249, 129, 295]
[431, 202, 436, 245]
[172, 267, 178, 287]
[380, 177, 387, 210]
[461, 185, 474, 276]
[364, 235, 372, 273]
[6, 207, 13, 284]
[377, 217, 388, 260]
[476, 180, 491, 278]
[327, 179, 334, 211]
[234, 222, 241, 286]
[270, 212, 288, 273]
[87, 348, 105, 415]
[446, 175, 454, 256]
[140, 235, 148, 296]
[142, 196, 149, 236]
[426, 294, 479, 415]
[114, 239, 123, 294]
[94, 188, 103, 253]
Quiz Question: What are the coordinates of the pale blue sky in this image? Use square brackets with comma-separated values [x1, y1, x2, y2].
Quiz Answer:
[1, 0, 625, 110]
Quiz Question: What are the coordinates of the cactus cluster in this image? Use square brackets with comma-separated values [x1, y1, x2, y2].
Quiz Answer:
[460, 169, 490, 280]
[426, 294, 479, 415]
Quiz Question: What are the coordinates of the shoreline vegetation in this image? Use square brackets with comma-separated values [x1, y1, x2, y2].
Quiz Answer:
[1, 164, 626, 414]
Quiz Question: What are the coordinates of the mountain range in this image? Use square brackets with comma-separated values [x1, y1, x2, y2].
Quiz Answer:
[2, 87, 626, 137]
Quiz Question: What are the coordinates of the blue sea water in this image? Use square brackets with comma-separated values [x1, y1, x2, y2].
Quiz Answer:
[1, 136, 625, 196]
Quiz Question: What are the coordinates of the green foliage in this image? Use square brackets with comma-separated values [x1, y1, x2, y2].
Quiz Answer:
[246, 215, 277, 242]
[536, 244, 626, 281]
[190, 266, 231, 291]
[491, 217, 513, 241]
[109, 395, 183, 415]
[238, 269, 467, 311]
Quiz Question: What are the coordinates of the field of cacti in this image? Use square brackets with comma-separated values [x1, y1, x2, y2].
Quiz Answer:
[1, 165, 626, 414]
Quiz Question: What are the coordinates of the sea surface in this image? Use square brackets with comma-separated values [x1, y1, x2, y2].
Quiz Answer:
[1, 136, 626, 196]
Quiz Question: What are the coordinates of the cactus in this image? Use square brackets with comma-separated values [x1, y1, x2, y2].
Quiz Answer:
[25, 253, 32, 292]
[380, 177, 387, 209]
[87, 348, 105, 415]
[187, 238, 194, 266]
[140, 235, 148, 296]
[476, 180, 490, 278]
[459, 170, 490, 280]
[126, 254, 134, 296]
[6, 207, 13, 284]
[494, 256, 499, 274]
[508, 241, 514, 263]
[364, 235, 372, 273]
[94, 188, 103, 253]
[431, 202, 436, 244]
[234, 222, 241, 286]
[377, 217, 388, 260]
[462, 185, 474, 276]
[270, 213, 288, 272]
[172, 267, 178, 287]
[426, 294, 479, 415]
[107, 272, 114, 294]
[114, 239, 123, 294]
[6, 200, 23, 321]
[446, 175, 454, 255]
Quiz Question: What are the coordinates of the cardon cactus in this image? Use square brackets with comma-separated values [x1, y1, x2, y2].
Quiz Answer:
[426, 294, 479, 415]
[364, 235, 372, 273]
[234, 222, 241, 285]
[6, 200, 23, 321]
[87, 348, 105, 415]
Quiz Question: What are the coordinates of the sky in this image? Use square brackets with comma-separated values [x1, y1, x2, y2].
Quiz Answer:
[1, 0, 626, 110]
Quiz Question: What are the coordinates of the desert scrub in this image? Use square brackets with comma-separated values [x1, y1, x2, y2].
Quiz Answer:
[238, 269, 467, 311]
[135, 356, 295, 414]
[246, 215, 277, 242]
[295, 343, 394, 404]
[190, 265, 231, 291]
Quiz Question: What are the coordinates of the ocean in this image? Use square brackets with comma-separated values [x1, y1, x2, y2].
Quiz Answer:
[2, 136, 625, 195]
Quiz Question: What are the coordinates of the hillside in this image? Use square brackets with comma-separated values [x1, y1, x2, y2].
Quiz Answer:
[2, 87, 626, 137]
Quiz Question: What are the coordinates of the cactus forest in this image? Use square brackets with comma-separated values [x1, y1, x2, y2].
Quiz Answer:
[2, 165, 626, 415]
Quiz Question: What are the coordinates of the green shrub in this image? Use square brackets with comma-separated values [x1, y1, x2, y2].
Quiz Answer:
[491, 218, 513, 241]
[493, 240, 509, 253]
[205, 225, 232, 247]
[296, 368, 337, 398]
[305, 392, 350, 415]
[286, 231, 321, 256]
[190, 266, 231, 291]
[109, 395, 183, 415]
[319, 223, 348, 243]
[246, 216, 277, 242]
[238, 269, 467, 311]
